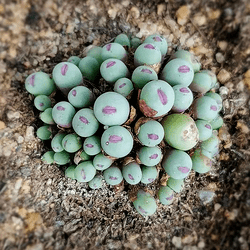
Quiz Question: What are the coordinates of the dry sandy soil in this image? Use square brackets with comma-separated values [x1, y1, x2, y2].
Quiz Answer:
[0, 0, 250, 249]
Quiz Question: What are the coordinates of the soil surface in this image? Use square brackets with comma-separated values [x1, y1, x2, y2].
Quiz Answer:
[0, 0, 250, 249]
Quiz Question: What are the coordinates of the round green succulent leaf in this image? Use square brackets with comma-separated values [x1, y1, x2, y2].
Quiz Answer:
[62, 133, 82, 153]
[65, 165, 76, 179]
[162, 114, 199, 151]
[83, 135, 101, 156]
[36, 125, 52, 140]
[133, 190, 157, 216]
[161, 58, 194, 87]
[52, 101, 76, 128]
[172, 85, 193, 112]
[25, 72, 55, 96]
[162, 150, 192, 179]
[141, 166, 158, 184]
[72, 108, 99, 137]
[122, 162, 142, 185]
[54, 151, 70, 165]
[93, 153, 113, 171]
[103, 166, 123, 185]
[51, 133, 66, 152]
[41, 151, 55, 164]
[34, 95, 51, 111]
[138, 146, 162, 167]
[101, 126, 133, 158]
[158, 186, 174, 205]
[93, 92, 130, 126]
[74, 161, 96, 182]
[167, 178, 184, 193]
[88, 175, 103, 189]
[113, 78, 134, 97]
[139, 80, 175, 118]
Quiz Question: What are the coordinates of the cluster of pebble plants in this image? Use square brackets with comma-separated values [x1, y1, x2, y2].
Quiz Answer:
[25, 33, 223, 217]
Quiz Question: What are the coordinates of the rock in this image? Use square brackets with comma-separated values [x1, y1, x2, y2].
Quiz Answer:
[0, 121, 6, 130]
[172, 236, 182, 249]
[193, 13, 207, 26]
[7, 110, 20, 120]
[217, 69, 231, 83]
[176, 5, 191, 25]
[25, 126, 35, 141]
[216, 52, 225, 63]
[217, 41, 228, 51]
[198, 190, 215, 204]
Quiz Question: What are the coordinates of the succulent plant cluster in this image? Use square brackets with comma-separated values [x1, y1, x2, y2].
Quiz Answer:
[25, 33, 223, 217]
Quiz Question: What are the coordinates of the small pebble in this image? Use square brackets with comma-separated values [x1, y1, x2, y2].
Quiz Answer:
[198, 190, 215, 204]
[217, 69, 231, 83]
[176, 5, 191, 25]
[216, 52, 225, 63]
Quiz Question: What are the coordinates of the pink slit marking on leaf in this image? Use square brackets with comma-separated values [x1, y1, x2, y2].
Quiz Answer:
[148, 178, 154, 182]
[138, 206, 147, 214]
[153, 36, 162, 42]
[119, 83, 126, 88]
[61, 64, 68, 76]
[109, 176, 117, 180]
[147, 134, 159, 140]
[106, 44, 112, 51]
[144, 44, 155, 49]
[149, 154, 158, 159]
[72, 90, 77, 96]
[39, 103, 44, 107]
[180, 87, 190, 93]
[205, 124, 211, 129]
[79, 116, 89, 124]
[81, 169, 86, 180]
[210, 105, 217, 111]
[57, 106, 65, 111]
[178, 166, 190, 173]
[106, 61, 116, 68]
[128, 174, 134, 180]
[166, 194, 173, 200]
[97, 164, 103, 168]
[109, 135, 122, 143]
[178, 65, 190, 73]
[86, 144, 94, 148]
[102, 106, 117, 114]
[157, 89, 168, 105]
[141, 68, 152, 74]
[30, 74, 35, 86]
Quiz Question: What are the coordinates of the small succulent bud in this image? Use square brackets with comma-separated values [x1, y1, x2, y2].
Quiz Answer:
[101, 43, 128, 62]
[191, 148, 212, 174]
[36, 125, 52, 140]
[93, 92, 130, 126]
[162, 150, 192, 179]
[25, 72, 55, 96]
[173, 50, 201, 73]
[132, 66, 158, 89]
[122, 161, 142, 185]
[65, 165, 76, 179]
[52, 62, 83, 95]
[88, 174, 103, 189]
[113, 78, 134, 98]
[62, 133, 82, 153]
[93, 153, 113, 170]
[133, 189, 157, 216]
[51, 133, 66, 152]
[72, 108, 99, 137]
[167, 177, 184, 193]
[141, 166, 158, 184]
[103, 165, 123, 185]
[34, 95, 51, 111]
[40, 108, 55, 125]
[162, 114, 199, 151]
[101, 125, 134, 158]
[52, 101, 76, 128]
[138, 146, 162, 167]
[192, 96, 219, 121]
[54, 151, 70, 165]
[161, 58, 194, 87]
[100, 58, 130, 83]
[195, 120, 213, 141]
[68, 86, 95, 109]
[41, 151, 55, 164]
[158, 186, 174, 205]
[74, 161, 96, 182]
[171, 85, 193, 112]
[114, 33, 131, 48]
[67, 56, 81, 66]
[83, 135, 101, 156]
[78, 56, 100, 82]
